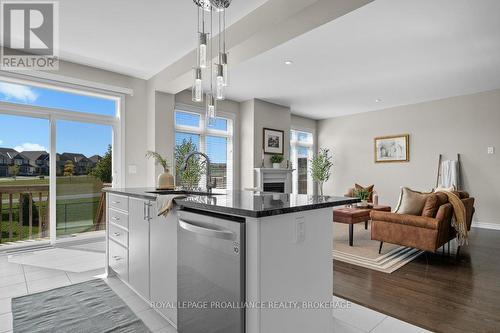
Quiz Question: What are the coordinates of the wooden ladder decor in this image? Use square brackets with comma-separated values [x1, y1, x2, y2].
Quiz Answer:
[435, 153, 462, 190]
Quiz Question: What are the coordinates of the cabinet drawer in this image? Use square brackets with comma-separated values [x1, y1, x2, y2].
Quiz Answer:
[109, 223, 128, 248]
[108, 208, 128, 229]
[108, 194, 128, 212]
[109, 239, 128, 281]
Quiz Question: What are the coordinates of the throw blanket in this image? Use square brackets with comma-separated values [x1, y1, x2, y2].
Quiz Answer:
[157, 194, 186, 217]
[440, 160, 459, 189]
[436, 190, 468, 246]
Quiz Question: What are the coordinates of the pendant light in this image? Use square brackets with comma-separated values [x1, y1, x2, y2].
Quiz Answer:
[192, 0, 231, 121]
[206, 8, 216, 125]
[214, 10, 225, 100]
[192, 67, 203, 102]
[196, 7, 208, 69]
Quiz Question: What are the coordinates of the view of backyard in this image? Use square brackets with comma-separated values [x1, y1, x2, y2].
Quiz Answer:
[0, 80, 115, 246]
[0, 175, 105, 244]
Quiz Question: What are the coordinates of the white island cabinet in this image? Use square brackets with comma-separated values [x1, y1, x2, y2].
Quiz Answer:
[150, 206, 178, 326]
[128, 197, 152, 300]
[106, 193, 178, 328]
[105, 188, 358, 333]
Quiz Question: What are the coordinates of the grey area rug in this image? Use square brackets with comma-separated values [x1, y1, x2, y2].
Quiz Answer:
[12, 279, 151, 333]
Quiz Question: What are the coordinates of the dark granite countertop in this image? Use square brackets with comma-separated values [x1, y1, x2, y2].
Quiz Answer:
[103, 188, 359, 218]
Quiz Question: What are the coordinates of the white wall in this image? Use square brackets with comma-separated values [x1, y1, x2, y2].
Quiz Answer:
[44, 61, 149, 187]
[318, 89, 500, 226]
[240, 100, 255, 189]
[239, 99, 292, 188]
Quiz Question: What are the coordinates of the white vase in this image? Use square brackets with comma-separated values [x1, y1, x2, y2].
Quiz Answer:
[272, 163, 281, 169]
[157, 171, 174, 189]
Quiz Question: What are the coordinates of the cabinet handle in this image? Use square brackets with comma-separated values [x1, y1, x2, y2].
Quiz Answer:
[112, 256, 122, 261]
[111, 216, 120, 221]
[147, 203, 153, 221]
[113, 232, 120, 236]
[111, 201, 120, 204]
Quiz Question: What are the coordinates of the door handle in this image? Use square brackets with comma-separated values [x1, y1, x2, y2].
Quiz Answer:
[179, 219, 235, 241]
[111, 216, 120, 221]
[112, 256, 122, 261]
[112, 232, 120, 237]
[111, 201, 120, 204]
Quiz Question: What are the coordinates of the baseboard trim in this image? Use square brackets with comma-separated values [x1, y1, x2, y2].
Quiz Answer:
[472, 221, 500, 230]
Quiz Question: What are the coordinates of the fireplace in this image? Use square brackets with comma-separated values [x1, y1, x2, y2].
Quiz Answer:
[263, 182, 285, 193]
[254, 168, 293, 193]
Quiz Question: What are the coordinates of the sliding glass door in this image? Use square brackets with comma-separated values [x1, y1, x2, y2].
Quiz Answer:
[55, 120, 112, 238]
[0, 114, 50, 244]
[0, 77, 121, 249]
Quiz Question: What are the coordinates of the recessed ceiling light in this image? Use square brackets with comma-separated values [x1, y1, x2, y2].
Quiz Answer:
[284, 60, 293, 65]
[375, 98, 382, 103]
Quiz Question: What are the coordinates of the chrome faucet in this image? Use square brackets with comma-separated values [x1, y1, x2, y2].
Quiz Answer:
[181, 151, 213, 194]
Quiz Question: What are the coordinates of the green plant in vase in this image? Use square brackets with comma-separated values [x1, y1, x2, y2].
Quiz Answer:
[310, 148, 333, 196]
[146, 150, 174, 189]
[270, 154, 284, 168]
[354, 188, 370, 207]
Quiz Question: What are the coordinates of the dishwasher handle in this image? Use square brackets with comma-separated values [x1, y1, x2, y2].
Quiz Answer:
[179, 219, 236, 241]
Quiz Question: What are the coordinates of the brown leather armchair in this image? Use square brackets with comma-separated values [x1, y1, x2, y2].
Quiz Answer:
[371, 191, 475, 255]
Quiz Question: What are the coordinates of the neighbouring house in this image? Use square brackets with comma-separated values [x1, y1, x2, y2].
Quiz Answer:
[20, 151, 50, 176]
[57, 152, 94, 176]
[0, 148, 17, 177]
[89, 155, 102, 164]
[0, 148, 100, 177]
[12, 152, 34, 176]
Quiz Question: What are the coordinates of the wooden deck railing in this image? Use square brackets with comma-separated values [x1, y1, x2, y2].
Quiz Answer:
[0, 185, 49, 243]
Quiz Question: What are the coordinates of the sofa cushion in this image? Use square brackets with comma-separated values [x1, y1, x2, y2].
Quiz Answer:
[394, 187, 432, 215]
[422, 194, 440, 217]
[354, 183, 374, 202]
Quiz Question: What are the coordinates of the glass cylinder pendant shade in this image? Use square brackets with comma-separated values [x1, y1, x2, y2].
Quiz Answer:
[206, 93, 217, 126]
[221, 52, 229, 86]
[215, 64, 225, 100]
[192, 68, 203, 102]
[198, 33, 208, 68]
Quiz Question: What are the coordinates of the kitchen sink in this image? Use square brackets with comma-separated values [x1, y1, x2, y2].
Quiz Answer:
[146, 190, 223, 196]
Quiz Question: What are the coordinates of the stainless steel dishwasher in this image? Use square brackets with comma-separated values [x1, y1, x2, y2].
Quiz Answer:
[177, 209, 245, 333]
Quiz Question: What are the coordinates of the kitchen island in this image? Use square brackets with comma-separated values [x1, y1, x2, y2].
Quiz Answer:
[103, 188, 358, 333]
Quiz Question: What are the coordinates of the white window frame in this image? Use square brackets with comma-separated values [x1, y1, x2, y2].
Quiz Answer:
[290, 128, 314, 195]
[174, 103, 235, 191]
[0, 74, 125, 245]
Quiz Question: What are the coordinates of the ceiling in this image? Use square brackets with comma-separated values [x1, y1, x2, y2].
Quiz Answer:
[57, 0, 268, 79]
[225, 0, 500, 119]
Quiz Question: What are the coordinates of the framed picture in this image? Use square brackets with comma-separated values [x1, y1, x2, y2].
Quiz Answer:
[374, 134, 409, 163]
[263, 128, 284, 154]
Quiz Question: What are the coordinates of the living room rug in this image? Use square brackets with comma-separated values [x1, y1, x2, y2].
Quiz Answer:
[332, 221, 423, 273]
[12, 279, 151, 333]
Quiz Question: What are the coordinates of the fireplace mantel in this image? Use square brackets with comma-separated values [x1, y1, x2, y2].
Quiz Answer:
[254, 168, 294, 193]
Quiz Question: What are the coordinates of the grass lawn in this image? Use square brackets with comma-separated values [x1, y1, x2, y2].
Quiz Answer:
[0, 175, 103, 196]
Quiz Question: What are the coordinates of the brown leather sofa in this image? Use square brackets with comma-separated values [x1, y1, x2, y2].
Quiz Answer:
[371, 191, 475, 255]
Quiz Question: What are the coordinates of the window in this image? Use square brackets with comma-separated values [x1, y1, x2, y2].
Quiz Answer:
[290, 129, 314, 195]
[0, 80, 116, 116]
[174, 109, 233, 191]
[0, 76, 122, 247]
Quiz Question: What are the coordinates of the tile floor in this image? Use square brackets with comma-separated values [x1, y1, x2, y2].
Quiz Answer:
[0, 247, 430, 333]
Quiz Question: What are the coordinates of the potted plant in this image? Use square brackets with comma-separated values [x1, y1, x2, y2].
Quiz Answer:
[146, 151, 174, 189]
[354, 188, 370, 207]
[310, 148, 333, 196]
[270, 154, 284, 169]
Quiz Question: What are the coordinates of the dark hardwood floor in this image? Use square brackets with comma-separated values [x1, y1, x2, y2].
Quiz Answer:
[333, 227, 500, 333]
